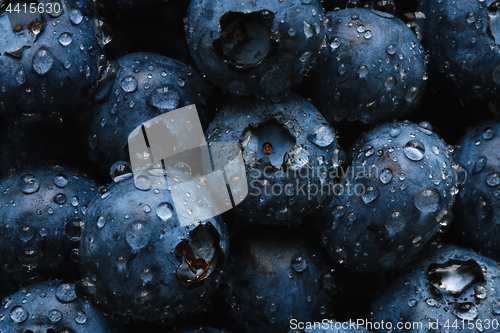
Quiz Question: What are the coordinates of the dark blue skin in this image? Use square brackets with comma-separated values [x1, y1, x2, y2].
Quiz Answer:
[371, 244, 500, 333]
[453, 120, 500, 260]
[224, 226, 338, 333]
[0, 165, 98, 298]
[0, 280, 122, 333]
[80, 52, 213, 177]
[305, 8, 426, 124]
[0, 0, 105, 122]
[288, 320, 369, 333]
[185, 0, 325, 101]
[422, 0, 500, 100]
[322, 120, 457, 272]
[78, 168, 229, 322]
[205, 93, 340, 225]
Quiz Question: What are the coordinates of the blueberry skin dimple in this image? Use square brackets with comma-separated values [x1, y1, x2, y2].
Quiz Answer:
[224, 226, 338, 333]
[206, 93, 340, 225]
[0, 165, 98, 298]
[453, 120, 500, 260]
[0, 280, 121, 333]
[80, 52, 213, 177]
[78, 168, 229, 322]
[306, 8, 426, 124]
[321, 120, 457, 272]
[371, 245, 500, 333]
[422, 0, 500, 100]
[185, 0, 325, 101]
[0, 0, 105, 122]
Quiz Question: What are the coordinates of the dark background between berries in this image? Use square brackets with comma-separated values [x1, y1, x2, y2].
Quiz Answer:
[1, 0, 500, 332]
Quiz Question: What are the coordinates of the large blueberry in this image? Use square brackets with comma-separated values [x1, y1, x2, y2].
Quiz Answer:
[371, 244, 500, 332]
[0, 165, 98, 298]
[306, 8, 426, 123]
[224, 226, 338, 333]
[0, 0, 106, 122]
[422, 0, 500, 100]
[80, 52, 213, 176]
[321, 120, 457, 272]
[78, 167, 229, 322]
[0, 280, 121, 333]
[453, 120, 500, 259]
[205, 94, 340, 225]
[185, 0, 324, 100]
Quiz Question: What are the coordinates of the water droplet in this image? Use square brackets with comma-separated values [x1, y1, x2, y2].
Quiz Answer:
[110, 161, 133, 183]
[307, 125, 335, 147]
[75, 310, 87, 324]
[32, 48, 54, 75]
[486, 173, 500, 187]
[384, 75, 397, 89]
[147, 84, 181, 111]
[96, 216, 106, 229]
[20, 226, 35, 242]
[20, 174, 40, 194]
[10, 306, 28, 323]
[66, 217, 84, 241]
[55, 282, 77, 303]
[473, 156, 488, 174]
[54, 193, 67, 204]
[408, 299, 417, 307]
[406, 87, 420, 103]
[361, 186, 380, 203]
[356, 25, 366, 33]
[379, 168, 393, 184]
[135, 175, 152, 191]
[121, 76, 138, 93]
[156, 202, 174, 221]
[357, 65, 368, 77]
[466, 12, 476, 24]
[386, 210, 406, 233]
[126, 221, 151, 249]
[58, 32, 73, 46]
[414, 187, 441, 213]
[54, 174, 68, 188]
[303, 21, 315, 38]
[291, 253, 308, 272]
[386, 44, 396, 55]
[483, 127, 495, 140]
[48, 309, 62, 322]
[404, 140, 425, 161]
[15, 69, 26, 85]
[69, 8, 83, 25]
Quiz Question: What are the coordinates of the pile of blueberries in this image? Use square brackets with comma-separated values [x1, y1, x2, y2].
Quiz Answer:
[1, 0, 500, 332]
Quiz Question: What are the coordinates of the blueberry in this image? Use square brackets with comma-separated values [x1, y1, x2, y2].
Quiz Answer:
[371, 244, 500, 332]
[185, 0, 325, 100]
[321, 120, 457, 272]
[305, 8, 426, 124]
[0, 0, 106, 122]
[224, 226, 338, 333]
[205, 93, 340, 225]
[452, 120, 500, 259]
[80, 52, 213, 176]
[0, 165, 98, 298]
[0, 280, 122, 333]
[288, 319, 369, 332]
[422, 0, 500, 100]
[78, 168, 229, 322]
